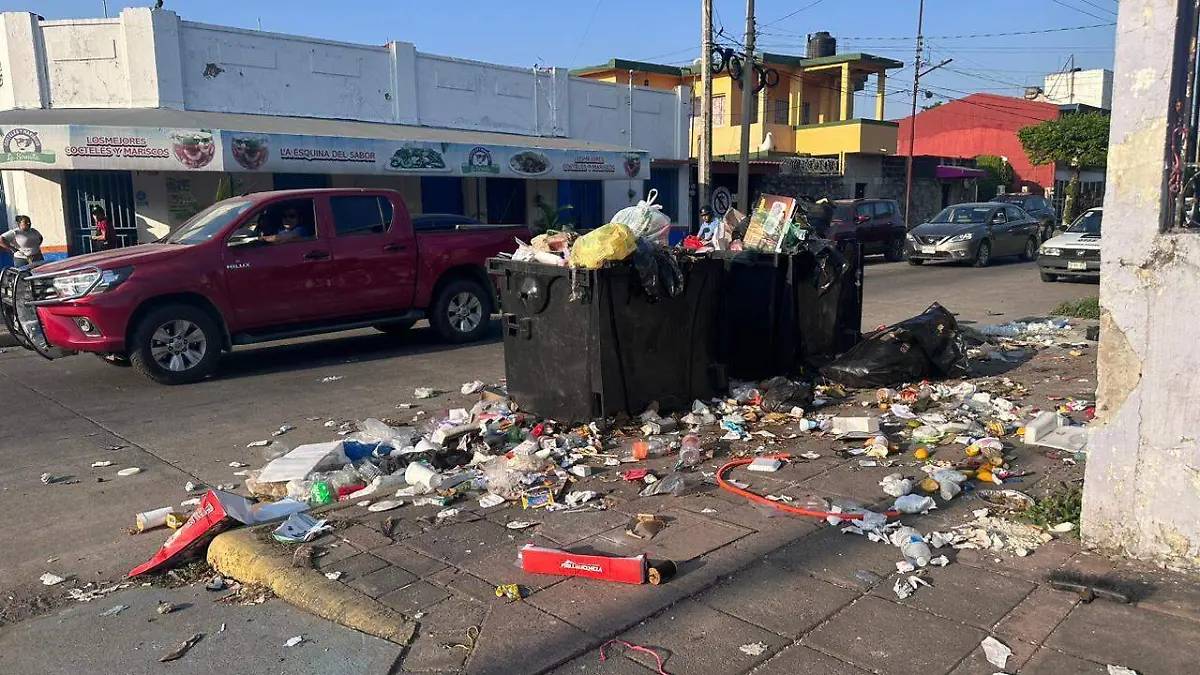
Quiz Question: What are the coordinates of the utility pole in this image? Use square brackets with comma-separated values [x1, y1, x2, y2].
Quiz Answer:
[737, 0, 755, 214]
[903, 0, 925, 230]
[699, 0, 714, 216]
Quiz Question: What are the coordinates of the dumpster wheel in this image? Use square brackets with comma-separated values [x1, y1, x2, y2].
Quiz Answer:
[716, 453, 901, 521]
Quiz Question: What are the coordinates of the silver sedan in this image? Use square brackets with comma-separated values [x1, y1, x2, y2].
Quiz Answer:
[906, 203, 1041, 268]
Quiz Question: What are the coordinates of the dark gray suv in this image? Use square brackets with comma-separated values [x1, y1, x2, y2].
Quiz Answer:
[994, 194, 1056, 243]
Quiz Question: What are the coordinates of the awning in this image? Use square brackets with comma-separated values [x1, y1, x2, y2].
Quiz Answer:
[0, 108, 648, 180]
[935, 165, 986, 180]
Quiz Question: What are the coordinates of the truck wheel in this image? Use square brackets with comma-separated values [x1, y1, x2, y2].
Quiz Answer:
[375, 319, 417, 335]
[1040, 271, 1058, 283]
[1019, 237, 1038, 262]
[885, 237, 905, 262]
[96, 353, 131, 367]
[973, 240, 991, 268]
[129, 304, 221, 385]
[431, 279, 491, 343]
[908, 258, 924, 266]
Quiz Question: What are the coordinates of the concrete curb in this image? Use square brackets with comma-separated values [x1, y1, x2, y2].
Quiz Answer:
[0, 329, 19, 349]
[207, 527, 417, 646]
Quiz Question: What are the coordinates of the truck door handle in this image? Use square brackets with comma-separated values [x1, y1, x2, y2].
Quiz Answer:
[383, 243, 406, 252]
[302, 250, 329, 261]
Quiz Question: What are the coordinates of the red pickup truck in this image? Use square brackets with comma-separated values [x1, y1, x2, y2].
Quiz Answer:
[1, 188, 522, 384]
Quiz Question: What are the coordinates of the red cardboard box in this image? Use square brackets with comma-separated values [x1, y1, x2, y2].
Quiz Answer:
[518, 544, 646, 584]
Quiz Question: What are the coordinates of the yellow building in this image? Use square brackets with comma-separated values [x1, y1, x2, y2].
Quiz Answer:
[572, 51, 903, 164]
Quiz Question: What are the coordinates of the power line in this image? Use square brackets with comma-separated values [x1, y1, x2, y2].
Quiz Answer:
[1049, 0, 1114, 22]
[758, 0, 828, 30]
[568, 0, 604, 69]
[1071, 0, 1119, 17]
[758, 22, 1115, 42]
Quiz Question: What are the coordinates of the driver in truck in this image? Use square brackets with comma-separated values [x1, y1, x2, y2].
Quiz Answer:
[262, 206, 312, 243]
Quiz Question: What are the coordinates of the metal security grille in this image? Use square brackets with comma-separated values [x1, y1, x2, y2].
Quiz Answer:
[64, 171, 136, 255]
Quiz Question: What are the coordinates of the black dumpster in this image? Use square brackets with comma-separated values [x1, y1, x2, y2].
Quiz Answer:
[488, 257, 726, 423]
[714, 240, 863, 380]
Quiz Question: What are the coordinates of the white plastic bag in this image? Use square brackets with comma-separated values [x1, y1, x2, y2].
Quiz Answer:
[610, 189, 672, 244]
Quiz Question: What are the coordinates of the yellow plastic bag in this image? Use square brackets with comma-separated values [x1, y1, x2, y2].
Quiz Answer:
[567, 223, 637, 269]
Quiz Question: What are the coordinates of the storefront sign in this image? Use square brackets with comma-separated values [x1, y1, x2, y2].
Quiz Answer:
[0, 123, 650, 181]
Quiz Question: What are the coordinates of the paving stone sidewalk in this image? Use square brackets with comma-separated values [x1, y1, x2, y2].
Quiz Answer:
[293, 348, 1199, 675]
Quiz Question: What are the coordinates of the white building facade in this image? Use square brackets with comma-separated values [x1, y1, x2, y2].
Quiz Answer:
[0, 8, 692, 260]
[1034, 68, 1113, 111]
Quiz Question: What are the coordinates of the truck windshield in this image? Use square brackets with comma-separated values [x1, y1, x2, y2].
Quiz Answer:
[1066, 210, 1102, 235]
[930, 206, 990, 224]
[164, 199, 254, 245]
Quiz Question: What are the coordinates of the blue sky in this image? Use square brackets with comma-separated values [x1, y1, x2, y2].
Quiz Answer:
[23, 0, 1118, 118]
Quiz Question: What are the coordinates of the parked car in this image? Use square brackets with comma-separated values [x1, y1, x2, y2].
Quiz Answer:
[828, 199, 907, 261]
[1038, 207, 1101, 282]
[993, 193, 1056, 242]
[906, 202, 1040, 267]
[1, 188, 524, 384]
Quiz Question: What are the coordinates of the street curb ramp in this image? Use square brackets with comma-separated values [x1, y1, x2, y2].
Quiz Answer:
[207, 527, 416, 646]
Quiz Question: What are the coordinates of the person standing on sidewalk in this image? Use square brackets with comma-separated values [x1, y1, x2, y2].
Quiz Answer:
[0, 215, 44, 268]
[91, 205, 115, 251]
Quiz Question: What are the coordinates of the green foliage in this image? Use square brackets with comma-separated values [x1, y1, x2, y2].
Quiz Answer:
[1019, 484, 1083, 531]
[533, 200, 575, 235]
[1017, 113, 1110, 169]
[1051, 296, 1100, 320]
[975, 154, 1015, 199]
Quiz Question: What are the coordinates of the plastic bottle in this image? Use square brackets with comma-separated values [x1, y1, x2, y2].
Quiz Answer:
[892, 526, 932, 567]
[310, 481, 334, 506]
[620, 438, 673, 462]
[677, 434, 703, 469]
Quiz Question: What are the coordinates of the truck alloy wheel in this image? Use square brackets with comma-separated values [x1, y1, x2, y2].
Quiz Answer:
[447, 291, 483, 333]
[973, 240, 991, 268]
[129, 304, 221, 384]
[431, 279, 491, 343]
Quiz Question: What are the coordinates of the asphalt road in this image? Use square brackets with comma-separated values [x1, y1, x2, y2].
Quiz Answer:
[0, 257, 1095, 652]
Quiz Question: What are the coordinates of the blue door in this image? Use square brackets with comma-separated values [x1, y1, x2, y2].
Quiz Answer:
[645, 167, 679, 222]
[485, 178, 526, 224]
[557, 180, 604, 231]
[420, 176, 465, 215]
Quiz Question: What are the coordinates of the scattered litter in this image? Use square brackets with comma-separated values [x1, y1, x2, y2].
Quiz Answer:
[461, 380, 486, 395]
[505, 521, 537, 530]
[159, 634, 203, 662]
[39, 573, 65, 586]
[117, 467, 141, 477]
[879, 473, 913, 497]
[324, 571, 343, 581]
[478, 494, 506, 509]
[185, 481, 200, 492]
[494, 584, 525, 601]
[700, 508, 718, 514]
[1107, 666, 1138, 675]
[366, 500, 403, 513]
[980, 636, 1012, 669]
[413, 387, 437, 399]
[180, 498, 201, 508]
[830, 416, 880, 438]
[626, 514, 665, 539]
[284, 636, 305, 648]
[273, 424, 295, 437]
[600, 639, 670, 675]
[564, 491, 598, 507]
[893, 574, 931, 599]
[246, 440, 270, 448]
[39, 472, 53, 484]
[798, 451, 821, 460]
[739, 642, 769, 656]
[99, 604, 129, 617]
[229, 461, 249, 468]
[436, 508, 461, 519]
[90, 460, 114, 468]
[205, 575, 227, 592]
[1052, 522, 1076, 533]
[894, 494, 937, 514]
[273, 512, 333, 543]
[156, 601, 177, 615]
[747, 457, 783, 472]
[320, 375, 344, 383]
[66, 582, 131, 602]
[855, 570, 883, 586]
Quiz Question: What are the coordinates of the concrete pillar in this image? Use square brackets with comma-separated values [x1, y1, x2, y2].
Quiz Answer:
[791, 73, 804, 126]
[0, 12, 47, 109]
[3, 170, 68, 254]
[119, 7, 184, 109]
[840, 63, 852, 121]
[876, 72, 887, 120]
[1082, 0, 1200, 569]
[389, 41, 419, 125]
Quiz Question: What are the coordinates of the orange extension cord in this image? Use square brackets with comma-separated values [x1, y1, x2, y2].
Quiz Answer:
[716, 453, 902, 520]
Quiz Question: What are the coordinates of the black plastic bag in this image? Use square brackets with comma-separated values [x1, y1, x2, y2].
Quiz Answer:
[759, 376, 815, 412]
[630, 240, 684, 303]
[820, 303, 967, 388]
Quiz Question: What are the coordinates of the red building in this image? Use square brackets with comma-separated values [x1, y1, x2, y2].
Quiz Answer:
[897, 94, 1060, 192]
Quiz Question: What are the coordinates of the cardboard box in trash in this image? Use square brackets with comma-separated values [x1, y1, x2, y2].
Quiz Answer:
[128, 490, 306, 577]
[743, 194, 799, 253]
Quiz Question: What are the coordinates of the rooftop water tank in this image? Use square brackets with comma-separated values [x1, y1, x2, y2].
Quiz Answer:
[807, 31, 836, 58]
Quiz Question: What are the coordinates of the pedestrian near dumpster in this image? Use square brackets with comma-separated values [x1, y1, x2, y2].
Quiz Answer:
[91, 205, 114, 250]
[0, 215, 44, 268]
[697, 206, 716, 241]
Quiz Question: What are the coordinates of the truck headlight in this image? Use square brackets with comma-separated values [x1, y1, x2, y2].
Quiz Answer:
[1041, 247, 1061, 256]
[947, 232, 974, 243]
[48, 267, 132, 300]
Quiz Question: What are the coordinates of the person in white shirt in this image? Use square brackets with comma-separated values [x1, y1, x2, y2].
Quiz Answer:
[0, 215, 44, 268]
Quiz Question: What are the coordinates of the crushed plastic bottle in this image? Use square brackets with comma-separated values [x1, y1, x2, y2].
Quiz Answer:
[891, 526, 932, 567]
[620, 437, 676, 462]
